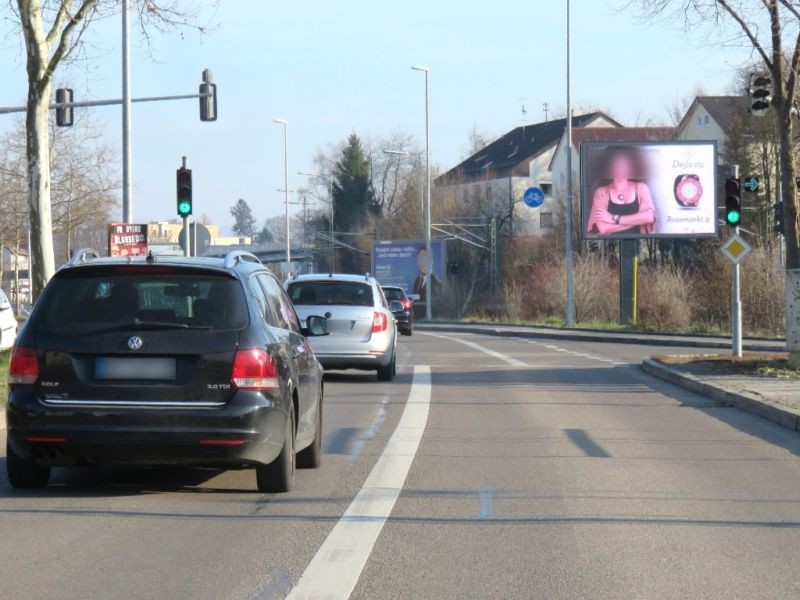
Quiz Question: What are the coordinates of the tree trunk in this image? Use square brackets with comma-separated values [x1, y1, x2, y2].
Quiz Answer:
[25, 81, 56, 301]
[774, 84, 800, 366]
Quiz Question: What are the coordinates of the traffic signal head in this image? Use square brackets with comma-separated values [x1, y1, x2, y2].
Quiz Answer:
[724, 177, 741, 226]
[750, 75, 772, 115]
[774, 201, 784, 235]
[55, 88, 74, 127]
[199, 82, 217, 122]
[176, 167, 193, 218]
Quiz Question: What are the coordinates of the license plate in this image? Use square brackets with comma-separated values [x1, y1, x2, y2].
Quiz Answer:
[95, 357, 177, 380]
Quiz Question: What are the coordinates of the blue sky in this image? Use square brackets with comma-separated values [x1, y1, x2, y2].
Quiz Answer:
[0, 0, 751, 234]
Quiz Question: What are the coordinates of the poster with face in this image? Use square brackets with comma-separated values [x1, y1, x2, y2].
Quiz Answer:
[373, 240, 445, 301]
[581, 142, 718, 240]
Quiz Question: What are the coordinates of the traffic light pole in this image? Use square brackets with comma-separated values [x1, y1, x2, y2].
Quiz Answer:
[731, 164, 742, 358]
[182, 156, 190, 258]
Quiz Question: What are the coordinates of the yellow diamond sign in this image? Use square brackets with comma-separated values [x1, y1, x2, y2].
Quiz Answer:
[721, 234, 752, 264]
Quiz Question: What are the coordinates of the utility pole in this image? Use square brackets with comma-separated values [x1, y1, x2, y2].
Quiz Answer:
[274, 119, 290, 263]
[731, 164, 743, 357]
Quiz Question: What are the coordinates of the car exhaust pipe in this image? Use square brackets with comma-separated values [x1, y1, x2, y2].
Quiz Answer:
[47, 447, 62, 461]
[34, 447, 48, 462]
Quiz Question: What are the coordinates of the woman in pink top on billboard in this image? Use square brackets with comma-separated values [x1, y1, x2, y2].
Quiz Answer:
[586, 148, 656, 236]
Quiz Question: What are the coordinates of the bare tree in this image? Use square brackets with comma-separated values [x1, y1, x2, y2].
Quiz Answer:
[9, 0, 216, 299]
[629, 0, 800, 365]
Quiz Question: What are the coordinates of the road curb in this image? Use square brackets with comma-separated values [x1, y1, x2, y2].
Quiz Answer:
[417, 322, 781, 351]
[642, 358, 799, 432]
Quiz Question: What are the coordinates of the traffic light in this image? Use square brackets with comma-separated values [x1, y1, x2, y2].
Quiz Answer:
[750, 75, 772, 115]
[176, 167, 193, 218]
[774, 201, 784, 235]
[55, 88, 73, 127]
[724, 177, 741, 226]
[199, 68, 217, 122]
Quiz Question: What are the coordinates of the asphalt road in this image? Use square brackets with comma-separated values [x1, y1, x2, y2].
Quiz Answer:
[2, 332, 799, 599]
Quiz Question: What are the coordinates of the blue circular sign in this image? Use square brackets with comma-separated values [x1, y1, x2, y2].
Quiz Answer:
[523, 187, 545, 208]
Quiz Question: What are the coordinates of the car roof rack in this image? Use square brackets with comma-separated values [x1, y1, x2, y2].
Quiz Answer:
[223, 250, 261, 268]
[68, 248, 100, 266]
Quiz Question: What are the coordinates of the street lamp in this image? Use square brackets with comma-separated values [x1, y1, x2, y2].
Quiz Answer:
[273, 118, 290, 263]
[411, 65, 432, 320]
[298, 171, 335, 273]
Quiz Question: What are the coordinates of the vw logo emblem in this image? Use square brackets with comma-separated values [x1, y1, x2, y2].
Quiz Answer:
[127, 336, 143, 350]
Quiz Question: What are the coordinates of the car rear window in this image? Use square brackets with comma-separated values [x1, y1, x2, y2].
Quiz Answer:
[34, 269, 249, 332]
[383, 288, 404, 301]
[287, 281, 374, 307]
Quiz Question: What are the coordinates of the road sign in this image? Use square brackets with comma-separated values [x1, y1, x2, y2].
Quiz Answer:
[720, 234, 752, 264]
[743, 176, 760, 193]
[523, 187, 545, 208]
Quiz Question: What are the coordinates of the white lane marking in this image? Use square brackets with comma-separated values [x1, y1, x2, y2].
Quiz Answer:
[285, 366, 432, 600]
[420, 332, 528, 367]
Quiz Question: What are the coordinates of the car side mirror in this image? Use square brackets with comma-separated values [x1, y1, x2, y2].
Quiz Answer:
[303, 315, 329, 337]
[389, 300, 404, 312]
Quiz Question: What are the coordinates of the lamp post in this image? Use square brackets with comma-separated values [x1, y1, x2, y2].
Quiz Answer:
[565, 0, 575, 327]
[299, 171, 335, 273]
[121, 0, 132, 223]
[274, 118, 290, 263]
[411, 65, 432, 320]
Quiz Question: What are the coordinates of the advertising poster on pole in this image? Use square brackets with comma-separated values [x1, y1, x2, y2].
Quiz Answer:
[373, 240, 445, 302]
[108, 223, 148, 257]
[581, 141, 718, 240]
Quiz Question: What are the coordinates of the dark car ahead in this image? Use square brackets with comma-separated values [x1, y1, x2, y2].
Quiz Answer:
[381, 286, 413, 336]
[5, 250, 327, 493]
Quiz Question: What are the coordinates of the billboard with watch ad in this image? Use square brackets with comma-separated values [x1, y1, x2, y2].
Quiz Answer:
[581, 141, 718, 240]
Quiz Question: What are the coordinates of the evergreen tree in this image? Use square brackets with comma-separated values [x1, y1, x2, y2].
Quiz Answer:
[230, 199, 257, 237]
[332, 134, 380, 233]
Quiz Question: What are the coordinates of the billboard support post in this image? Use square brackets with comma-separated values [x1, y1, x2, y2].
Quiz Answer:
[731, 164, 743, 358]
[620, 239, 639, 325]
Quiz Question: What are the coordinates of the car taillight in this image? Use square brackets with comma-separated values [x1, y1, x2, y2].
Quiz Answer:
[401, 299, 413, 310]
[372, 311, 388, 333]
[8, 346, 39, 385]
[231, 349, 279, 390]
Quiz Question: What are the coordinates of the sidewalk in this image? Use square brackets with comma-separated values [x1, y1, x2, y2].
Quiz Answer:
[643, 357, 800, 432]
[418, 321, 785, 352]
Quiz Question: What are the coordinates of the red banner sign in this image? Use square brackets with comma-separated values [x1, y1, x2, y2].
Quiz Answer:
[108, 223, 148, 257]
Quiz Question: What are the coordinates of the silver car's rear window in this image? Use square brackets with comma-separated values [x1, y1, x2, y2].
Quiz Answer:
[288, 281, 374, 307]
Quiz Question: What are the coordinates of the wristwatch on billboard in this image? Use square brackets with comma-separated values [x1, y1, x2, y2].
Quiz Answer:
[674, 174, 703, 207]
[613, 214, 620, 224]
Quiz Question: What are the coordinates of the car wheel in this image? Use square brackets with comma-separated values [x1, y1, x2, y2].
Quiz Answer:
[377, 352, 396, 382]
[7, 441, 50, 489]
[256, 403, 295, 493]
[297, 392, 322, 469]
[405, 325, 413, 337]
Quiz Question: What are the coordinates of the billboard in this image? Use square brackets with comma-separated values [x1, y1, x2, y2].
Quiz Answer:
[373, 240, 445, 302]
[108, 223, 148, 257]
[581, 141, 718, 239]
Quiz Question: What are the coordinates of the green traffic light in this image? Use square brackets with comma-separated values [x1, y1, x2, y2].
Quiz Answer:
[178, 200, 192, 216]
[727, 210, 741, 225]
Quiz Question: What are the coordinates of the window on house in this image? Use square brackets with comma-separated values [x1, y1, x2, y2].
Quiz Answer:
[540, 212, 553, 229]
[540, 183, 553, 197]
[697, 116, 702, 126]
[704, 115, 710, 126]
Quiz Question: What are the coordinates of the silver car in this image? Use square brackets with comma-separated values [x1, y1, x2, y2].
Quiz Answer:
[286, 274, 398, 381]
[0, 289, 18, 351]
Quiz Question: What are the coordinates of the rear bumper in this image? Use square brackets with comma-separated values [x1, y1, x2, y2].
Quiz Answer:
[6, 387, 290, 467]
[316, 351, 391, 370]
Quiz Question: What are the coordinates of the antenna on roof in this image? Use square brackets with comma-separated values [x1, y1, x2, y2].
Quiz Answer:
[542, 102, 550, 122]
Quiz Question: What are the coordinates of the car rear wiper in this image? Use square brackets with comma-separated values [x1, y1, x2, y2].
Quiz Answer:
[132, 319, 212, 330]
